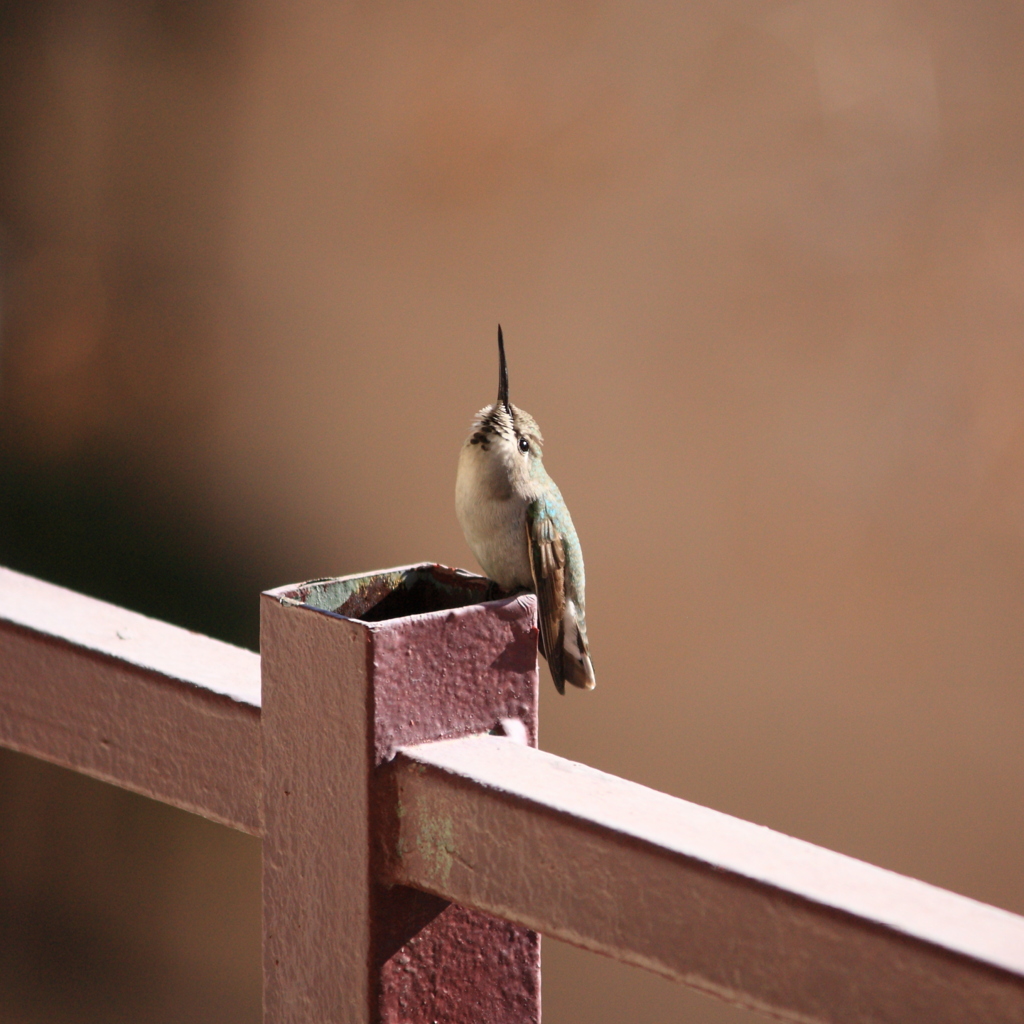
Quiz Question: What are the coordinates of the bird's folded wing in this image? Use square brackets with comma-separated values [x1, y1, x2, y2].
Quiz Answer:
[526, 502, 567, 694]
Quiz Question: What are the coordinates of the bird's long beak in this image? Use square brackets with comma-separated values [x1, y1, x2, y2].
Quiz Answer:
[497, 325, 512, 417]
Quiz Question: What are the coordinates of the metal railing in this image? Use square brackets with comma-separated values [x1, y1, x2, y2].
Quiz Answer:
[1, 563, 1022, 1023]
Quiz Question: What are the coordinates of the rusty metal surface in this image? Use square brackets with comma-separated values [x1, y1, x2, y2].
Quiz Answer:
[377, 903, 539, 1024]
[262, 564, 540, 1024]
[387, 734, 1024, 1024]
[0, 566, 262, 833]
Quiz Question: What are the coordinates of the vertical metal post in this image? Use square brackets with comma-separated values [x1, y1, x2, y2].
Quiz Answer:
[260, 564, 541, 1024]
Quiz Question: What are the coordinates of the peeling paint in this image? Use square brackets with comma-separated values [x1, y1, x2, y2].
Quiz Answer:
[416, 812, 456, 886]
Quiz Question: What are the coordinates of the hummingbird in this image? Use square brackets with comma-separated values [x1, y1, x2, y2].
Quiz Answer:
[456, 326, 595, 694]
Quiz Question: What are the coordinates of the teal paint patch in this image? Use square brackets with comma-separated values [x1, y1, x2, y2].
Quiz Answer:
[301, 572, 407, 615]
[289, 565, 492, 622]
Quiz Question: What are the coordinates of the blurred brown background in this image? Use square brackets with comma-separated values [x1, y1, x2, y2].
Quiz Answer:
[2, 0, 1024, 1021]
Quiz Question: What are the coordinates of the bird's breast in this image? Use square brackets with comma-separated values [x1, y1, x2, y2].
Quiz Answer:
[456, 446, 533, 590]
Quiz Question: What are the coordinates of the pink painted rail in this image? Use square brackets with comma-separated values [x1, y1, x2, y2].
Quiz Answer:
[1, 563, 1023, 1023]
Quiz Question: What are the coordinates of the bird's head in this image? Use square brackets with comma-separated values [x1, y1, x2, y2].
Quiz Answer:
[463, 327, 545, 491]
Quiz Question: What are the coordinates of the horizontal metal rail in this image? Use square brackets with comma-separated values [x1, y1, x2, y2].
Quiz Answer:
[386, 735, 1024, 1023]
[0, 566, 262, 833]
[3, 565, 1024, 1022]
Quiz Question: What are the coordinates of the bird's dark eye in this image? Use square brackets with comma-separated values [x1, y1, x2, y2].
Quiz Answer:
[518, 437, 530, 454]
